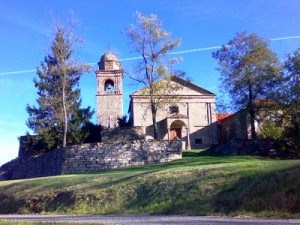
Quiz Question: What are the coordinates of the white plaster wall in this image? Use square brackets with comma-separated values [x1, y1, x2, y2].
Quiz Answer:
[131, 96, 218, 147]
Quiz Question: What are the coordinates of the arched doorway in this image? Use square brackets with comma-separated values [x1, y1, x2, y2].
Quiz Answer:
[170, 120, 186, 140]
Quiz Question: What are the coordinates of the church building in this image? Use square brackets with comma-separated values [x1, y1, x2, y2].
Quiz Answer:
[96, 52, 218, 149]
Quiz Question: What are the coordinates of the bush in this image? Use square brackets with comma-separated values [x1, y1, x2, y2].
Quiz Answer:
[260, 120, 284, 140]
[82, 122, 101, 143]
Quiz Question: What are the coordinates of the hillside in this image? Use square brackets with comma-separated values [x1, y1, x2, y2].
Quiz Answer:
[0, 150, 299, 218]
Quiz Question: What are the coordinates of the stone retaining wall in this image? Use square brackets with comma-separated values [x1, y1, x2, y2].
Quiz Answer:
[210, 139, 299, 158]
[62, 140, 181, 173]
[210, 139, 275, 155]
[0, 140, 182, 180]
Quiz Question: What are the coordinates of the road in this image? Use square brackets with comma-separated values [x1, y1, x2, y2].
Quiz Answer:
[0, 215, 300, 225]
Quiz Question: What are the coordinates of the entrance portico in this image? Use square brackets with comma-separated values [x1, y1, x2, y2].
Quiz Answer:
[167, 114, 191, 150]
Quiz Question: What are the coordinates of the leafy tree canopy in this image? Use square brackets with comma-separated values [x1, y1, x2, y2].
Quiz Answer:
[125, 12, 182, 139]
[281, 48, 300, 149]
[213, 32, 282, 139]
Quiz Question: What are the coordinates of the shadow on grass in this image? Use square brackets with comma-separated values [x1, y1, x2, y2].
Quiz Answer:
[182, 149, 220, 157]
[213, 166, 300, 216]
[0, 153, 299, 215]
[0, 194, 26, 213]
[123, 167, 212, 215]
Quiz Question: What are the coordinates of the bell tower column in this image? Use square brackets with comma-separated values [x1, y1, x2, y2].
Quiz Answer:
[95, 52, 123, 128]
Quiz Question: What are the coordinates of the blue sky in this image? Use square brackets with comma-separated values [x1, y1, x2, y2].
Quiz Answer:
[1, 0, 300, 166]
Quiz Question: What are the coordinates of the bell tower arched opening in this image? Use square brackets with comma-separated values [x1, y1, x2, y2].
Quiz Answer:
[104, 79, 115, 92]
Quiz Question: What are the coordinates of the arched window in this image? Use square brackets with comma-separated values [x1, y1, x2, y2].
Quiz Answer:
[104, 79, 115, 92]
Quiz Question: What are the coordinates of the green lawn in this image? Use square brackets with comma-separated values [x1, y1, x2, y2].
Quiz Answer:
[0, 150, 299, 218]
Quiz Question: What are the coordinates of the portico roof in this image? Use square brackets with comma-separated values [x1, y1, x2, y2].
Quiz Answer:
[167, 113, 189, 119]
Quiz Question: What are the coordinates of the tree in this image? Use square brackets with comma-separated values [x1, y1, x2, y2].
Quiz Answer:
[117, 115, 129, 128]
[125, 12, 181, 139]
[213, 32, 282, 139]
[281, 48, 300, 149]
[26, 21, 93, 149]
[82, 122, 102, 143]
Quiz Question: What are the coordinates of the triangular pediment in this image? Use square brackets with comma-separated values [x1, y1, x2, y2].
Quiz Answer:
[131, 75, 215, 96]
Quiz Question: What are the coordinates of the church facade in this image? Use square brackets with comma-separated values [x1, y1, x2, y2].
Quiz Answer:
[128, 75, 218, 149]
[96, 53, 218, 149]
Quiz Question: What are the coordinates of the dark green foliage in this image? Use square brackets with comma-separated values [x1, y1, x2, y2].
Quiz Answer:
[26, 23, 93, 148]
[265, 48, 300, 153]
[117, 115, 129, 128]
[281, 49, 300, 151]
[259, 120, 284, 140]
[213, 32, 282, 139]
[18, 135, 53, 157]
[82, 122, 101, 143]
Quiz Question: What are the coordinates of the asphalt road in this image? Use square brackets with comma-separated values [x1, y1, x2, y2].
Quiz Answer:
[0, 215, 300, 225]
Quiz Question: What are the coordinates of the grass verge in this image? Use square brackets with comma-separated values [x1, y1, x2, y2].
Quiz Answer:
[0, 220, 107, 225]
[0, 150, 299, 218]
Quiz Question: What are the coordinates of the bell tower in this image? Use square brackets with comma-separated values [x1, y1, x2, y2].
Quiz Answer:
[95, 52, 123, 128]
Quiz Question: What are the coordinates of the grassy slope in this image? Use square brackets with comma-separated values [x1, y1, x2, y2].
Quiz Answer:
[0, 150, 299, 218]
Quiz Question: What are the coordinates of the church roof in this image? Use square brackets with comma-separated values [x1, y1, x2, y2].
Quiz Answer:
[100, 52, 119, 62]
[216, 113, 233, 123]
[131, 75, 216, 96]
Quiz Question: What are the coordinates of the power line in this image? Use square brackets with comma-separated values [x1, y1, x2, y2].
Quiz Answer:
[1, 35, 300, 76]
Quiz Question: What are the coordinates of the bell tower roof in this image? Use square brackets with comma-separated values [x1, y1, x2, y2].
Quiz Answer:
[100, 52, 118, 62]
[98, 52, 121, 71]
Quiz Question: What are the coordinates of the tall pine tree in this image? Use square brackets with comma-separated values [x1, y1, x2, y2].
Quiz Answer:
[27, 23, 93, 149]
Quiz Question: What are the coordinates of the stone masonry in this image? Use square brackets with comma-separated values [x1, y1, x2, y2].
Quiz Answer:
[96, 94, 123, 128]
[95, 52, 123, 128]
[0, 140, 182, 180]
[63, 140, 181, 173]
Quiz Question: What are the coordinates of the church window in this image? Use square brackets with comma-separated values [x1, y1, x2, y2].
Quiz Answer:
[169, 106, 179, 114]
[104, 79, 115, 92]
